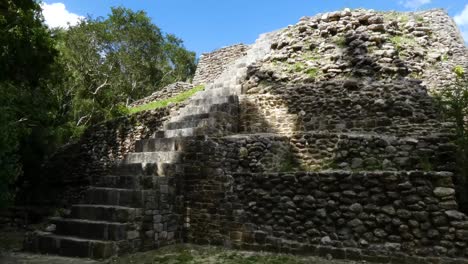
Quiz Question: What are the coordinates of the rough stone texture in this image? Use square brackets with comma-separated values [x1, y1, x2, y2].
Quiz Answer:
[184, 165, 468, 261]
[288, 132, 457, 171]
[192, 44, 248, 85]
[24, 8, 468, 264]
[129, 82, 195, 108]
[240, 81, 455, 137]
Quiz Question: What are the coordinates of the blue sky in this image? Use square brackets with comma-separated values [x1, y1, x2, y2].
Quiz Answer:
[40, 0, 468, 56]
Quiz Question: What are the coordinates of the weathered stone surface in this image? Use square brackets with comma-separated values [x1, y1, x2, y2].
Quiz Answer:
[25, 7, 468, 264]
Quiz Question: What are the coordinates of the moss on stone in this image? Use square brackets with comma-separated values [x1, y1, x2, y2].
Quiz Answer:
[129, 85, 204, 114]
[390, 35, 416, 51]
[332, 35, 346, 48]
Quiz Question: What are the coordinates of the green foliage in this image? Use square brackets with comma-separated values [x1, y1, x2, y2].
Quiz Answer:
[291, 62, 306, 73]
[0, 99, 20, 208]
[54, 7, 197, 126]
[0, 3, 197, 208]
[442, 53, 450, 62]
[418, 156, 433, 172]
[415, 15, 425, 23]
[382, 12, 409, 24]
[435, 65, 468, 211]
[107, 245, 310, 264]
[0, 0, 57, 85]
[390, 35, 416, 51]
[0, 0, 59, 208]
[306, 68, 320, 79]
[454, 65, 465, 78]
[129, 85, 204, 114]
[332, 35, 346, 48]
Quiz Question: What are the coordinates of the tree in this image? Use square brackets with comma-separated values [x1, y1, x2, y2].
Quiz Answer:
[56, 7, 197, 127]
[0, 0, 58, 207]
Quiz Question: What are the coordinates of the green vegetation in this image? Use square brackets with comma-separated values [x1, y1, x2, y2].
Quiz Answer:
[278, 153, 298, 172]
[442, 53, 450, 62]
[306, 68, 320, 79]
[435, 65, 468, 211]
[0, 0, 58, 207]
[419, 156, 433, 172]
[291, 62, 306, 73]
[0, 2, 196, 208]
[54, 7, 196, 126]
[389, 35, 417, 51]
[382, 12, 409, 24]
[416, 15, 425, 23]
[332, 35, 346, 48]
[105, 244, 353, 264]
[408, 71, 423, 80]
[129, 85, 204, 114]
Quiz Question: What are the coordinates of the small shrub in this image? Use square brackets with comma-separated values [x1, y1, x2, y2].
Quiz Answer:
[416, 15, 425, 23]
[383, 12, 409, 24]
[292, 62, 305, 73]
[434, 65, 468, 212]
[333, 35, 346, 48]
[442, 53, 449, 62]
[390, 35, 416, 51]
[306, 68, 320, 79]
[419, 156, 433, 172]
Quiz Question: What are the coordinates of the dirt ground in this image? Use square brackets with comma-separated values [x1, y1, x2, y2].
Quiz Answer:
[0, 228, 374, 264]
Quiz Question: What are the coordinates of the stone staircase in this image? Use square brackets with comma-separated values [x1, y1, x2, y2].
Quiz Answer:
[25, 31, 277, 259]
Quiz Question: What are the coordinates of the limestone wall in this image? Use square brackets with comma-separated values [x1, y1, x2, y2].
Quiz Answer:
[179, 136, 468, 261]
[289, 132, 456, 171]
[241, 80, 455, 137]
[192, 44, 248, 85]
[226, 171, 468, 261]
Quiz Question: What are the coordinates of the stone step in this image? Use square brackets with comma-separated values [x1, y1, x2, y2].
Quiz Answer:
[50, 217, 131, 241]
[84, 187, 153, 207]
[91, 175, 158, 189]
[25, 231, 117, 259]
[177, 102, 239, 117]
[162, 124, 236, 138]
[70, 204, 142, 222]
[191, 87, 237, 99]
[135, 137, 186, 152]
[170, 111, 234, 123]
[162, 127, 201, 138]
[123, 151, 182, 164]
[166, 112, 237, 130]
[109, 162, 158, 176]
[189, 95, 238, 106]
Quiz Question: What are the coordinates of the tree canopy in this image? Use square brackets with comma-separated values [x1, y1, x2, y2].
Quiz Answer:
[0, 2, 197, 207]
[55, 7, 197, 126]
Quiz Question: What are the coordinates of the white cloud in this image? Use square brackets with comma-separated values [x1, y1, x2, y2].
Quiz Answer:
[400, 0, 431, 9]
[455, 4, 468, 26]
[40, 2, 84, 28]
[454, 4, 468, 44]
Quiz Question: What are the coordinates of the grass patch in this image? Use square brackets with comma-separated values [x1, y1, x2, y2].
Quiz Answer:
[106, 244, 357, 264]
[415, 15, 425, 23]
[332, 36, 346, 48]
[306, 68, 320, 79]
[389, 35, 416, 51]
[0, 228, 26, 252]
[292, 62, 306, 73]
[129, 85, 204, 114]
[383, 12, 409, 24]
[442, 53, 449, 62]
[419, 155, 433, 171]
